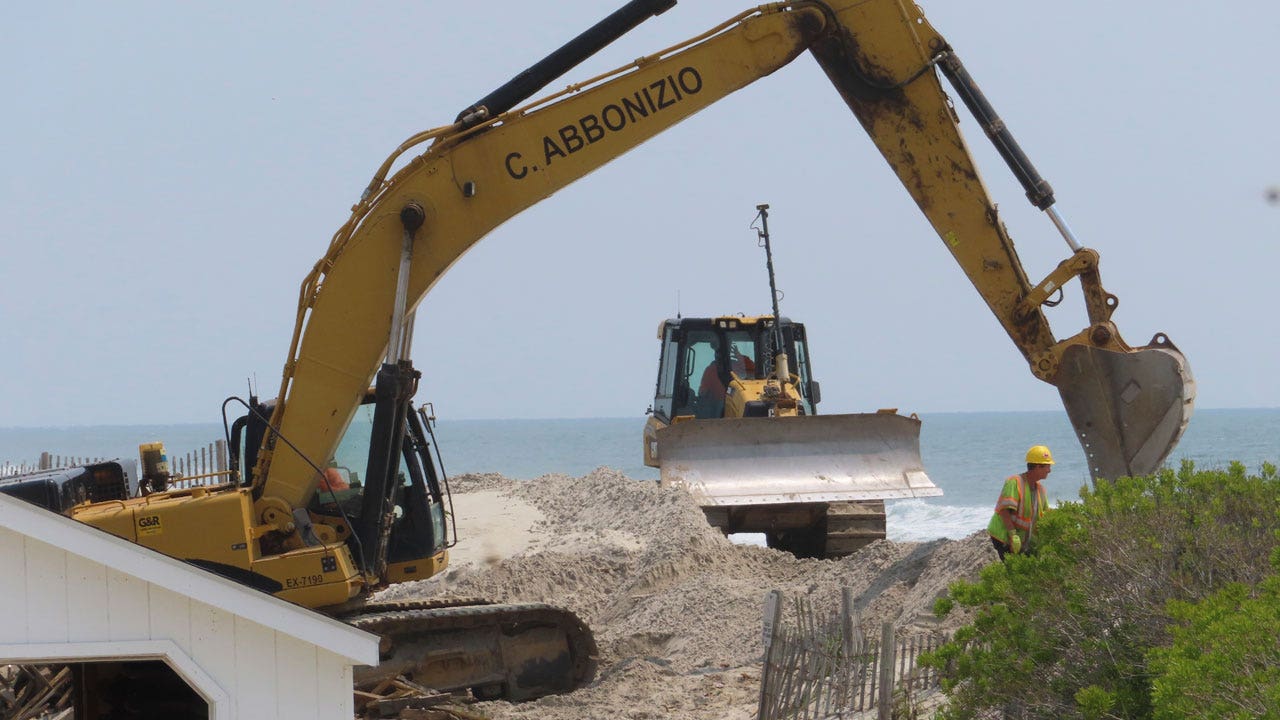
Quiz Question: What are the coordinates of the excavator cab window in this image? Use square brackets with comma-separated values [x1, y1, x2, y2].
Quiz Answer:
[307, 406, 377, 520]
[310, 401, 449, 558]
[386, 409, 450, 562]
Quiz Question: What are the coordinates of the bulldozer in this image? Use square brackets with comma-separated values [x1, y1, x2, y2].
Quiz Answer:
[19, 0, 1193, 710]
[644, 205, 941, 557]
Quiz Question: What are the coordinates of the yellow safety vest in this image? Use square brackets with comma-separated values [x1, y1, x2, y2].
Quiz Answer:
[987, 474, 1047, 545]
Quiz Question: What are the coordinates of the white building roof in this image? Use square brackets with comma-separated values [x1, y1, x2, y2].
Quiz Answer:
[0, 493, 378, 666]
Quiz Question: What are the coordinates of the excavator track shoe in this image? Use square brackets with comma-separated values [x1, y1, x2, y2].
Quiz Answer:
[345, 600, 598, 702]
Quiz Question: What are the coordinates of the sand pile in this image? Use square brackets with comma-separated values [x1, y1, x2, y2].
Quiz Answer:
[376, 468, 995, 720]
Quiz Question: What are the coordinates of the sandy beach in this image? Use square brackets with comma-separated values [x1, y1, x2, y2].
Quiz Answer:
[440, 489, 544, 568]
[373, 469, 993, 719]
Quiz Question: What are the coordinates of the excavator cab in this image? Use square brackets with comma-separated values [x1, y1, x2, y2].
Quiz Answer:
[315, 399, 453, 584]
[228, 393, 454, 587]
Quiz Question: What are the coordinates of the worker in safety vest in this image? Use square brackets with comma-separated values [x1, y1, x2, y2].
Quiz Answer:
[988, 445, 1053, 560]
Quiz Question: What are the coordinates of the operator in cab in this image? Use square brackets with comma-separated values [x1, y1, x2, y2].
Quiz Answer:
[699, 343, 757, 402]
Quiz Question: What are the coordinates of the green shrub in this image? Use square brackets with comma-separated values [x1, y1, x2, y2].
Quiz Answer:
[924, 461, 1280, 720]
[1148, 576, 1280, 719]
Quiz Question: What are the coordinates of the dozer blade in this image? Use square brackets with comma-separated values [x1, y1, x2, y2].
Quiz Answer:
[1055, 334, 1195, 483]
[656, 413, 940, 506]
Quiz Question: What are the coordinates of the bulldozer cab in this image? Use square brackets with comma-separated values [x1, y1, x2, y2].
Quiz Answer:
[653, 316, 818, 422]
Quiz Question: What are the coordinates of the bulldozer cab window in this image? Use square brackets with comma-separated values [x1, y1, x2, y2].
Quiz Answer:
[682, 331, 724, 419]
[653, 328, 680, 421]
[785, 324, 817, 415]
[724, 331, 758, 379]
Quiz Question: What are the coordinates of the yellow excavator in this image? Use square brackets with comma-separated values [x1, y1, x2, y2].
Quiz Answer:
[35, 0, 1192, 703]
[644, 205, 942, 558]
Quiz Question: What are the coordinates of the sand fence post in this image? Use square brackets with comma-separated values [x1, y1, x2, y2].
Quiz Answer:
[877, 622, 896, 720]
[757, 589, 784, 720]
[841, 587, 862, 658]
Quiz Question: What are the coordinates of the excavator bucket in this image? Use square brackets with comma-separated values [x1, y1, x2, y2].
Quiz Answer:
[1055, 334, 1195, 483]
[655, 413, 940, 506]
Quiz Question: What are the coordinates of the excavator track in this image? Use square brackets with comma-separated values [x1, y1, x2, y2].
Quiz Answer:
[335, 598, 598, 702]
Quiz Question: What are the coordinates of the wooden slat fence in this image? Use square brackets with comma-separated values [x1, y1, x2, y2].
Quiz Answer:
[1, 442, 233, 490]
[165, 441, 233, 489]
[759, 591, 946, 720]
[2, 455, 110, 477]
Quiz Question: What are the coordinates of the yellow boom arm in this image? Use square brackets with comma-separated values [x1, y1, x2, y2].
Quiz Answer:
[254, 0, 1192, 507]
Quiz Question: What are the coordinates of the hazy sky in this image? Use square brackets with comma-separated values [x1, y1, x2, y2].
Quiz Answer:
[2, 1, 1277, 428]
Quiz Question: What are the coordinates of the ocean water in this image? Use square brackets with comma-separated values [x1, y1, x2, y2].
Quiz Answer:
[2, 408, 1277, 542]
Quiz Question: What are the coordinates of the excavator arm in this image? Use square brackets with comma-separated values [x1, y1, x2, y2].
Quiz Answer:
[805, 2, 1193, 480]
[256, 0, 1192, 507]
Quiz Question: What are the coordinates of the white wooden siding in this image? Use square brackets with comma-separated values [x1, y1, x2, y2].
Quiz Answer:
[276, 633, 322, 719]
[26, 536, 67, 644]
[66, 552, 109, 642]
[0, 529, 28, 638]
[190, 601, 237, 696]
[0, 495, 378, 720]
